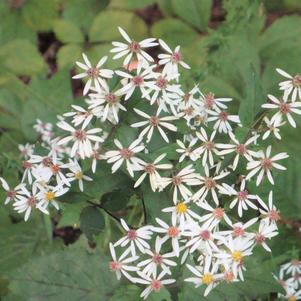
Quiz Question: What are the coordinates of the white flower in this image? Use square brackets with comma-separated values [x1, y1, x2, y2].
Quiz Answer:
[57, 121, 104, 159]
[134, 270, 175, 300]
[0, 178, 25, 205]
[262, 116, 284, 140]
[34, 119, 53, 135]
[111, 27, 158, 67]
[192, 165, 229, 205]
[253, 220, 278, 252]
[115, 67, 156, 100]
[152, 218, 182, 257]
[72, 53, 113, 95]
[131, 108, 178, 143]
[158, 39, 190, 80]
[13, 185, 48, 221]
[18, 143, 34, 159]
[198, 201, 232, 228]
[37, 184, 69, 211]
[207, 108, 241, 133]
[88, 81, 126, 123]
[185, 257, 223, 296]
[137, 236, 176, 276]
[276, 68, 301, 102]
[219, 180, 258, 217]
[195, 128, 220, 167]
[246, 146, 288, 185]
[162, 200, 202, 228]
[133, 153, 172, 191]
[160, 165, 200, 204]
[91, 142, 105, 173]
[216, 132, 258, 170]
[262, 94, 301, 128]
[105, 138, 144, 177]
[114, 219, 152, 256]
[257, 191, 280, 225]
[176, 138, 199, 162]
[281, 260, 301, 276]
[66, 160, 92, 192]
[109, 242, 139, 281]
[200, 92, 232, 111]
[63, 105, 94, 129]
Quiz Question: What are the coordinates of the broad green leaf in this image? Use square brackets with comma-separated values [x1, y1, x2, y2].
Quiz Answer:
[53, 20, 84, 43]
[57, 203, 86, 228]
[63, 0, 109, 32]
[239, 64, 265, 126]
[171, 0, 212, 31]
[6, 244, 119, 301]
[151, 18, 199, 47]
[89, 10, 148, 42]
[109, 0, 156, 9]
[57, 44, 82, 69]
[21, 0, 59, 31]
[156, 0, 174, 16]
[80, 206, 105, 240]
[108, 285, 140, 301]
[0, 39, 46, 76]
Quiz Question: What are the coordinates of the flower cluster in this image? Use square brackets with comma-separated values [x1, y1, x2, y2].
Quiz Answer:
[0, 27, 299, 299]
[275, 259, 301, 300]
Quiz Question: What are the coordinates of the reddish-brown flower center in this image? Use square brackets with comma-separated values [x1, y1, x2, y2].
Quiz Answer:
[238, 190, 248, 201]
[261, 158, 273, 170]
[7, 190, 16, 198]
[87, 67, 99, 78]
[255, 233, 266, 245]
[42, 157, 53, 167]
[168, 226, 179, 238]
[144, 164, 156, 174]
[51, 164, 60, 174]
[184, 107, 194, 116]
[183, 93, 191, 103]
[279, 103, 291, 115]
[109, 261, 122, 271]
[236, 144, 246, 155]
[74, 129, 86, 141]
[219, 111, 229, 121]
[204, 93, 215, 109]
[233, 226, 245, 237]
[268, 209, 280, 222]
[151, 279, 162, 292]
[22, 160, 32, 169]
[200, 230, 211, 240]
[129, 41, 140, 53]
[149, 116, 159, 126]
[132, 75, 144, 86]
[156, 76, 168, 89]
[204, 177, 216, 189]
[127, 229, 137, 240]
[152, 253, 163, 265]
[119, 148, 134, 159]
[213, 207, 224, 220]
[171, 52, 182, 63]
[204, 141, 215, 151]
[27, 196, 37, 207]
[292, 74, 301, 87]
[224, 271, 235, 283]
[105, 93, 118, 104]
[172, 176, 182, 186]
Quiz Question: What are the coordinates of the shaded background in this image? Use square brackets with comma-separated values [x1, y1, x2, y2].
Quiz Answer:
[0, 0, 301, 300]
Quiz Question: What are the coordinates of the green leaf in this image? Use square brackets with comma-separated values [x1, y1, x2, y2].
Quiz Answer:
[148, 287, 171, 301]
[109, 0, 156, 9]
[238, 64, 265, 126]
[63, 0, 109, 32]
[171, 0, 212, 31]
[53, 20, 84, 43]
[89, 10, 148, 42]
[21, 0, 59, 31]
[80, 206, 105, 240]
[151, 18, 199, 47]
[0, 39, 46, 76]
[57, 203, 86, 228]
[57, 44, 82, 69]
[6, 244, 119, 301]
[108, 285, 140, 301]
[156, 0, 174, 16]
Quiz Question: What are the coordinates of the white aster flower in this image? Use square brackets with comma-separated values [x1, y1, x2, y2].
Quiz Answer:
[200, 92, 232, 111]
[73, 53, 113, 95]
[131, 108, 178, 143]
[262, 94, 301, 128]
[253, 220, 278, 252]
[57, 120, 104, 159]
[262, 116, 284, 140]
[257, 191, 281, 225]
[133, 153, 172, 191]
[18, 143, 34, 159]
[111, 27, 158, 67]
[114, 219, 152, 256]
[105, 138, 144, 177]
[176, 138, 199, 162]
[158, 39, 190, 81]
[207, 108, 241, 133]
[246, 145, 288, 185]
[276, 68, 301, 102]
[63, 105, 94, 129]
[0, 178, 25, 205]
[109, 242, 139, 281]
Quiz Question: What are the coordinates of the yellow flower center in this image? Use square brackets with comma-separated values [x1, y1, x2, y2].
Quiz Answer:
[232, 250, 243, 262]
[75, 171, 83, 180]
[176, 202, 187, 214]
[288, 296, 296, 301]
[46, 191, 55, 201]
[202, 273, 213, 285]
